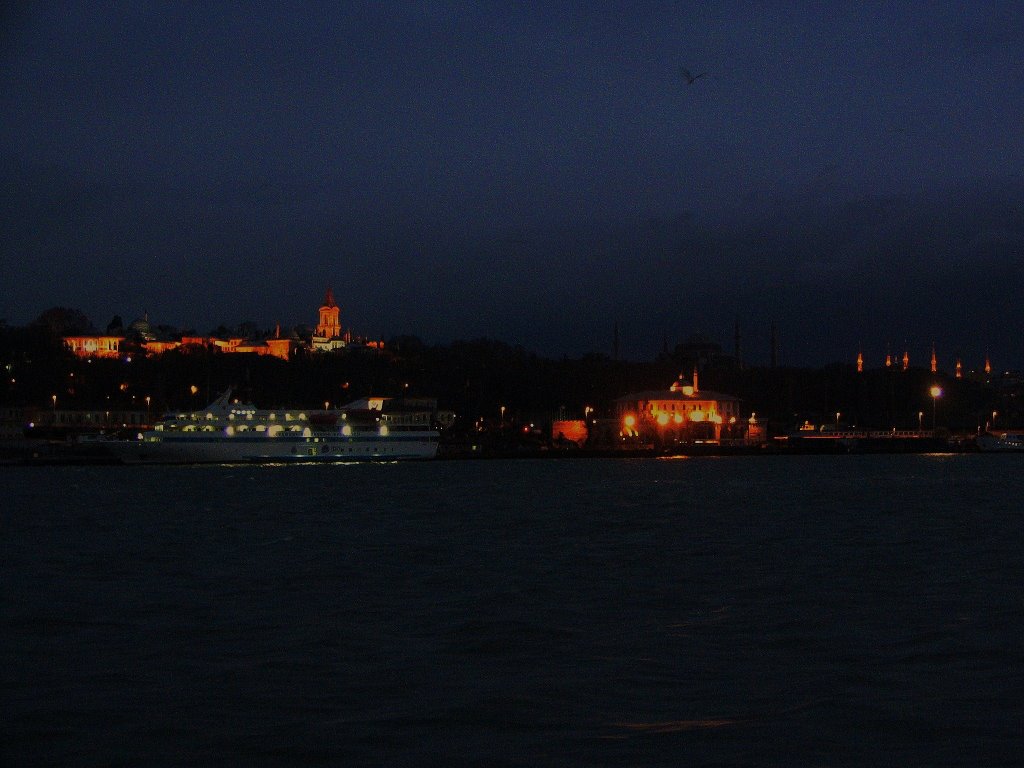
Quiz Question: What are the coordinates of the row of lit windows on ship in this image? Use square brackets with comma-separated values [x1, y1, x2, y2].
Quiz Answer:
[172, 410, 432, 424]
[158, 423, 310, 434]
[152, 423, 394, 437]
[174, 411, 311, 421]
[218, 424, 390, 437]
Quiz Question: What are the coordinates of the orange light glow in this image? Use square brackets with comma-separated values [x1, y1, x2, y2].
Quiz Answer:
[656, 412, 670, 426]
[673, 413, 683, 425]
[624, 415, 636, 428]
[929, 385, 943, 399]
[690, 410, 705, 422]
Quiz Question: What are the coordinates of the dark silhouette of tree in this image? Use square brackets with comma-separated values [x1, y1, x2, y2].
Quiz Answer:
[33, 307, 94, 336]
[236, 320, 262, 340]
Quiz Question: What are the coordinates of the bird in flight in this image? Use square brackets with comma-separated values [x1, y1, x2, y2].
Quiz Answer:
[681, 67, 707, 85]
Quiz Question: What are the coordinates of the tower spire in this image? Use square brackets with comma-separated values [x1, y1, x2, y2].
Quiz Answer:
[316, 287, 341, 340]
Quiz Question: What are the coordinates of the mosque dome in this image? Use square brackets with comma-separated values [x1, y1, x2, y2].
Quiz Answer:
[128, 313, 155, 341]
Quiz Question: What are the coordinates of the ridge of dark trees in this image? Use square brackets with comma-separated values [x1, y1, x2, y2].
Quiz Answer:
[1, 314, 1020, 433]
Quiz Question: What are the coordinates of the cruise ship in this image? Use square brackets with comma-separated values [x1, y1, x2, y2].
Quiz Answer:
[107, 390, 441, 464]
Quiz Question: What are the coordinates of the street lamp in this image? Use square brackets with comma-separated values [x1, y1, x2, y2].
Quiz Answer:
[51, 394, 57, 412]
[918, 411, 923, 431]
[835, 411, 841, 430]
[929, 386, 943, 429]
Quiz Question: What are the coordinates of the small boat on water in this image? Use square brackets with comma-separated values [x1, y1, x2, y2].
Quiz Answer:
[975, 431, 1024, 453]
[106, 390, 441, 464]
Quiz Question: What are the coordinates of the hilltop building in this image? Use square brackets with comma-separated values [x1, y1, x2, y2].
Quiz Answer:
[310, 287, 384, 352]
[61, 288, 387, 361]
[62, 335, 124, 359]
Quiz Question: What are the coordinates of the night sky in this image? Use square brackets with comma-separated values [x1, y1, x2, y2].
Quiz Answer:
[3, 2, 1023, 366]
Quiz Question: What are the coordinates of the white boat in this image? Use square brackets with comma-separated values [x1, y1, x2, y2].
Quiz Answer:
[976, 431, 1024, 452]
[107, 390, 440, 464]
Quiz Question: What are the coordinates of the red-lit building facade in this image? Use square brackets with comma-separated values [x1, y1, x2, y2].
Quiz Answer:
[60, 289, 384, 361]
[615, 371, 741, 442]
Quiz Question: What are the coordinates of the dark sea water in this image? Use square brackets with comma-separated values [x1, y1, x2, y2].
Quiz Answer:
[2, 455, 1022, 767]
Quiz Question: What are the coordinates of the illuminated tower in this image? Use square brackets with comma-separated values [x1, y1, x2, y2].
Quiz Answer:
[317, 287, 341, 338]
[930, 343, 937, 373]
[985, 354, 992, 375]
[955, 358, 963, 379]
[856, 348, 863, 373]
[902, 349, 909, 372]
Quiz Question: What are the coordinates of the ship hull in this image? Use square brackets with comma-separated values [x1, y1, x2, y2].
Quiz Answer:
[107, 432, 439, 464]
[976, 433, 1024, 453]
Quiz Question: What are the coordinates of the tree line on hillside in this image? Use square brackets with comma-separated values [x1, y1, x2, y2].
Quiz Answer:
[1, 310, 1020, 432]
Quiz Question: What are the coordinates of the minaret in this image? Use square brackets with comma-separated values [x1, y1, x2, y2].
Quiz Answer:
[885, 345, 892, 368]
[692, 365, 699, 393]
[856, 347, 864, 373]
[984, 353, 992, 375]
[955, 358, 963, 379]
[902, 349, 909, 372]
[930, 343, 937, 373]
